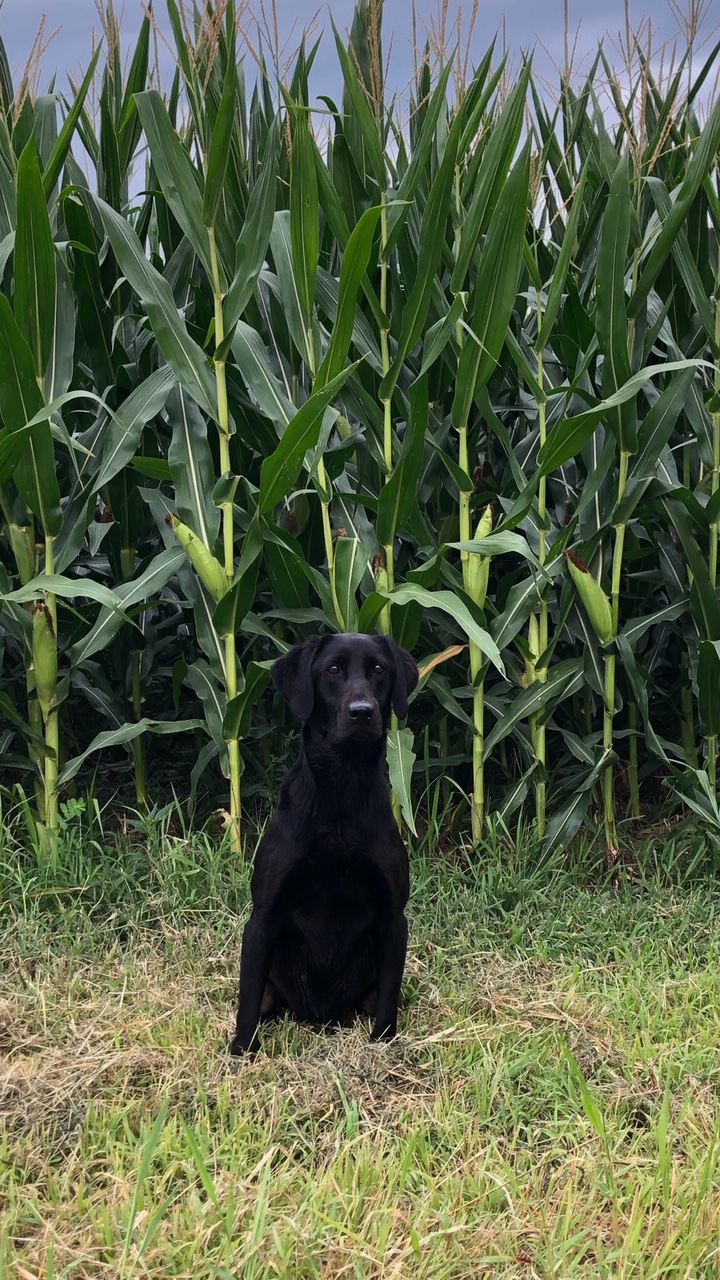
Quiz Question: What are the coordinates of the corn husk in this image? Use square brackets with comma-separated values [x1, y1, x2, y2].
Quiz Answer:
[465, 504, 493, 608]
[525, 611, 540, 684]
[166, 513, 229, 602]
[32, 602, 57, 718]
[564, 549, 614, 643]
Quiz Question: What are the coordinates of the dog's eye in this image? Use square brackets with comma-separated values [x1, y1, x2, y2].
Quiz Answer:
[373, 663, 385, 674]
[327, 664, 340, 674]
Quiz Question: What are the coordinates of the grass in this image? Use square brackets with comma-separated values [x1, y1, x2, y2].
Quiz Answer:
[2, 807, 720, 1277]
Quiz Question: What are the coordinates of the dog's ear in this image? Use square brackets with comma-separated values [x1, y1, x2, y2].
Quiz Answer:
[271, 637, 323, 722]
[380, 637, 419, 720]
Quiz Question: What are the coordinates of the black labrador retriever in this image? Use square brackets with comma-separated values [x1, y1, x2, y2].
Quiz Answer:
[231, 631, 419, 1055]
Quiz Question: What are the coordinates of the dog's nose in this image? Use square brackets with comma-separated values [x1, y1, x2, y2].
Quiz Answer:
[347, 700, 375, 721]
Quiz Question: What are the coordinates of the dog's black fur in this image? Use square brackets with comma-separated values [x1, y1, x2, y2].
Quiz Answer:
[230, 631, 419, 1055]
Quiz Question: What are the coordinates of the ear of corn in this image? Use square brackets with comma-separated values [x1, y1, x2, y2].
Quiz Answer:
[8, 524, 35, 586]
[466, 504, 493, 611]
[165, 513, 230, 603]
[525, 613, 540, 686]
[31, 602, 57, 720]
[564, 551, 614, 645]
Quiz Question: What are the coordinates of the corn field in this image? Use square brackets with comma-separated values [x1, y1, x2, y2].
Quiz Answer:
[0, 0, 719, 858]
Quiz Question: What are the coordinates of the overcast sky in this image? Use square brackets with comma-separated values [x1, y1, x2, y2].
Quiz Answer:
[0, 0, 715, 103]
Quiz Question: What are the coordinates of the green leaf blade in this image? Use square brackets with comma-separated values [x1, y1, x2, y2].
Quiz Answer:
[15, 139, 56, 378]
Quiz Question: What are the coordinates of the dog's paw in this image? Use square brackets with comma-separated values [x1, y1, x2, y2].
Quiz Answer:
[369, 1021, 397, 1043]
[229, 1035, 256, 1057]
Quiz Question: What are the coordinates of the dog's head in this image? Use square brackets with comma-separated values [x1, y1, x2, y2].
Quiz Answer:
[272, 633, 419, 745]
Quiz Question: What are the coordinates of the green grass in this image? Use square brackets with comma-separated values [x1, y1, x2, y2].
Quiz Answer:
[2, 813, 720, 1277]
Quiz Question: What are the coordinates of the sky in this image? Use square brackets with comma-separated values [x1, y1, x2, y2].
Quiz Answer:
[0, 0, 713, 105]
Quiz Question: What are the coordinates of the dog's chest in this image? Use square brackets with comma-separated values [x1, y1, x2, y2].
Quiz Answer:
[282, 825, 382, 922]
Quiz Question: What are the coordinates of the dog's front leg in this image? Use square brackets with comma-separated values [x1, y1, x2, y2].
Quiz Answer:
[370, 911, 408, 1042]
[230, 911, 273, 1055]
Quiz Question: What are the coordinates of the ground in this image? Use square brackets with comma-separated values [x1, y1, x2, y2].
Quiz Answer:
[2, 815, 720, 1277]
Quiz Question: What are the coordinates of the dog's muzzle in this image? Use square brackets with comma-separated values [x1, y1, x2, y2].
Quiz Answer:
[338, 697, 382, 741]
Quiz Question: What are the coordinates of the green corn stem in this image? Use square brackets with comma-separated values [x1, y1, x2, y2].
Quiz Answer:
[710, 291, 720, 586]
[526, 613, 542, 811]
[602, 648, 617, 856]
[209, 225, 241, 856]
[611, 453, 630, 634]
[24, 602, 44, 817]
[376, 552, 401, 824]
[307, 427, 342, 630]
[628, 700, 640, 819]
[469, 640, 485, 844]
[379, 198, 390, 459]
[123, 543, 146, 808]
[602, 450, 630, 859]
[457, 423, 474, 832]
[132, 649, 147, 809]
[302, 284, 342, 631]
[582, 686, 602, 813]
[40, 534, 59, 844]
[459, 452, 480, 841]
[454, 158, 470, 558]
[0, 490, 42, 809]
[681, 651, 698, 768]
[709, 734, 718, 792]
[376, 478, 398, 821]
[454, 164, 463, 347]
[439, 715, 450, 806]
[709, 298, 720, 791]
[453, 165, 471, 561]
[43, 705, 59, 841]
[27, 676, 44, 816]
[381, 393, 395, 597]
[457, 425, 472, 551]
[377, 209, 400, 826]
[458, 458, 475, 836]
[318, 454, 344, 629]
[453, 158, 486, 840]
[379, 196, 396, 636]
[534, 341, 549, 838]
[466, 509, 492, 843]
[537, 357, 549, 652]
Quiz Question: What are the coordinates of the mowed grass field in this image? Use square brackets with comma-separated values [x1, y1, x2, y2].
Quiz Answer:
[2, 819, 720, 1278]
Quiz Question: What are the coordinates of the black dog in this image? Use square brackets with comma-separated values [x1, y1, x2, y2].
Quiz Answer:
[231, 631, 419, 1055]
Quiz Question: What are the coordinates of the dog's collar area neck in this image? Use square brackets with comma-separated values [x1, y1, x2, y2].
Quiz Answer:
[301, 724, 386, 756]
[299, 730, 387, 787]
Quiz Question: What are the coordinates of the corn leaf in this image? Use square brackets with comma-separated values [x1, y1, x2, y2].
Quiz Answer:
[289, 103, 320, 330]
[92, 194, 218, 419]
[0, 294, 61, 535]
[386, 727, 417, 834]
[15, 139, 56, 379]
[224, 116, 280, 330]
[203, 2, 237, 230]
[315, 205, 382, 390]
[451, 143, 530, 428]
[630, 94, 720, 318]
[135, 89, 214, 281]
[333, 535, 368, 631]
[259, 363, 360, 513]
